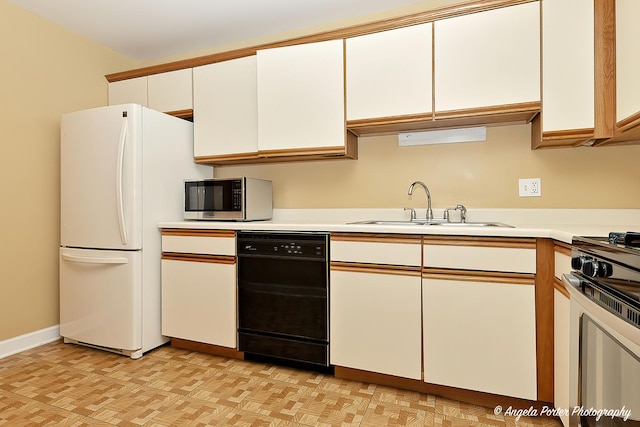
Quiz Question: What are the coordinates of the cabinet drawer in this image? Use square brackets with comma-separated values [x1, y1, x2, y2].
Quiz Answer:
[423, 238, 536, 273]
[330, 234, 421, 266]
[161, 230, 236, 256]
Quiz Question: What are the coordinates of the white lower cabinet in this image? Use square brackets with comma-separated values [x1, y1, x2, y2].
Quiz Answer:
[422, 275, 537, 400]
[161, 230, 237, 348]
[330, 234, 422, 379]
[161, 258, 236, 348]
[330, 268, 422, 379]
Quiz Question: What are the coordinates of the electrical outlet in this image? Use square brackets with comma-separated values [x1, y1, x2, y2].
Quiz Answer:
[519, 178, 541, 197]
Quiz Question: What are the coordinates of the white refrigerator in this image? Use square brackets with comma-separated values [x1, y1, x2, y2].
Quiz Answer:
[60, 104, 209, 359]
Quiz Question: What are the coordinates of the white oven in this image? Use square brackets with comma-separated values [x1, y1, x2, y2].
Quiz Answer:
[564, 233, 640, 426]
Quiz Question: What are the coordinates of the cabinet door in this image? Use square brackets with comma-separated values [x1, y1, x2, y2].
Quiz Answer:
[554, 287, 571, 427]
[422, 277, 537, 400]
[434, 2, 539, 112]
[161, 259, 236, 348]
[542, 0, 594, 132]
[616, 0, 640, 124]
[330, 268, 422, 379]
[193, 55, 258, 157]
[257, 40, 345, 152]
[108, 76, 147, 106]
[193, 56, 258, 158]
[148, 69, 193, 113]
[346, 23, 432, 120]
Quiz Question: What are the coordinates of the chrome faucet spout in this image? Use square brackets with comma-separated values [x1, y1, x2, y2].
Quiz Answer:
[407, 181, 434, 221]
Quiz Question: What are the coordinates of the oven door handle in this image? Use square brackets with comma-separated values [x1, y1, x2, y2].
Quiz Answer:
[563, 273, 582, 289]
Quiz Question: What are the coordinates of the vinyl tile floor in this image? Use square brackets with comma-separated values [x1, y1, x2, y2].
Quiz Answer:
[0, 340, 563, 426]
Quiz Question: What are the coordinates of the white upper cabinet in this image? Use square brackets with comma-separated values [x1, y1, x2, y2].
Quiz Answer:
[147, 69, 193, 113]
[542, 0, 595, 132]
[193, 56, 258, 158]
[615, 0, 640, 124]
[108, 76, 148, 107]
[257, 39, 346, 152]
[346, 23, 433, 121]
[108, 69, 193, 114]
[434, 2, 540, 112]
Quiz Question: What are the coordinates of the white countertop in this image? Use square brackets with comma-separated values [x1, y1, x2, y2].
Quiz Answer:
[159, 208, 640, 244]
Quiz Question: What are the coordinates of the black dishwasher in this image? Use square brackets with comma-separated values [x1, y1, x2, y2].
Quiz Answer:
[237, 232, 329, 368]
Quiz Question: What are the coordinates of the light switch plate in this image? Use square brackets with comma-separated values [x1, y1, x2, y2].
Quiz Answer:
[519, 178, 541, 197]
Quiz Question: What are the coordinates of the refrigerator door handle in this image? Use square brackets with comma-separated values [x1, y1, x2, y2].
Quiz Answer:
[116, 115, 128, 246]
[61, 253, 129, 264]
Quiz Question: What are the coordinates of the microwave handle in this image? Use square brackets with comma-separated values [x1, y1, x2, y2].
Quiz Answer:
[115, 115, 128, 246]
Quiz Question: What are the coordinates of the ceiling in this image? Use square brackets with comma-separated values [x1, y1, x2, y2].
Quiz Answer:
[9, 0, 450, 61]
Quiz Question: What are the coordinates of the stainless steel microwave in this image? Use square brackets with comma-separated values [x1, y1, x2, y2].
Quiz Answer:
[184, 178, 273, 221]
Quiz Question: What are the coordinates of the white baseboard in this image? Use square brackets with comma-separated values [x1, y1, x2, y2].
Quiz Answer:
[0, 325, 61, 359]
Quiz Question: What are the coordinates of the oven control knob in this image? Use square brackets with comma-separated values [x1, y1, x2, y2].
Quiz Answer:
[582, 260, 598, 277]
[571, 256, 589, 270]
[582, 260, 613, 278]
[599, 261, 613, 277]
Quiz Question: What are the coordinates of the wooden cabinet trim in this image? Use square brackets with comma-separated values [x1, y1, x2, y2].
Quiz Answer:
[171, 338, 244, 360]
[162, 253, 236, 264]
[423, 235, 536, 249]
[106, 0, 535, 82]
[335, 366, 552, 410]
[195, 132, 357, 166]
[554, 242, 572, 257]
[592, 0, 616, 141]
[422, 268, 535, 285]
[331, 233, 422, 244]
[162, 229, 236, 238]
[166, 109, 194, 120]
[535, 238, 554, 403]
[616, 110, 640, 132]
[331, 261, 421, 276]
[434, 101, 540, 121]
[554, 278, 571, 299]
[347, 104, 539, 137]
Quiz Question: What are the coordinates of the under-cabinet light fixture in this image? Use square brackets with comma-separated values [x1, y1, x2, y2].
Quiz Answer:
[398, 126, 487, 147]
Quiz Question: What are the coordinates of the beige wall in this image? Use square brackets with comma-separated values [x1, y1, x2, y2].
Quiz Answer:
[215, 125, 640, 209]
[0, 1, 138, 341]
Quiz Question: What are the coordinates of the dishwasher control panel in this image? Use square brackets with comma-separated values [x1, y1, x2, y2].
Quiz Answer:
[237, 232, 327, 259]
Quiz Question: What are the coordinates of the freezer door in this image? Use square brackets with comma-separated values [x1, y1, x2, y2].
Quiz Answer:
[59, 247, 142, 351]
[61, 104, 142, 250]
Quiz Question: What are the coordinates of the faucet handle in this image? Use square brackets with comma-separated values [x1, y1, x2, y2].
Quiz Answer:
[455, 205, 467, 223]
[444, 205, 467, 223]
[403, 207, 417, 221]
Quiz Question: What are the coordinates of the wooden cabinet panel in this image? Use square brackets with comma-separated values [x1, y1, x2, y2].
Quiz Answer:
[193, 56, 258, 158]
[434, 2, 540, 113]
[330, 268, 422, 379]
[346, 23, 432, 120]
[108, 76, 147, 107]
[257, 40, 346, 152]
[161, 259, 236, 347]
[148, 68, 193, 113]
[422, 276, 537, 400]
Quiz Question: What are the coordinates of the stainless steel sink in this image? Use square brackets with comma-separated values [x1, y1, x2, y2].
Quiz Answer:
[428, 221, 514, 228]
[347, 220, 513, 228]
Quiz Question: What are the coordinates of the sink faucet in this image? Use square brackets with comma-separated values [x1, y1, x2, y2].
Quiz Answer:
[407, 181, 434, 221]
